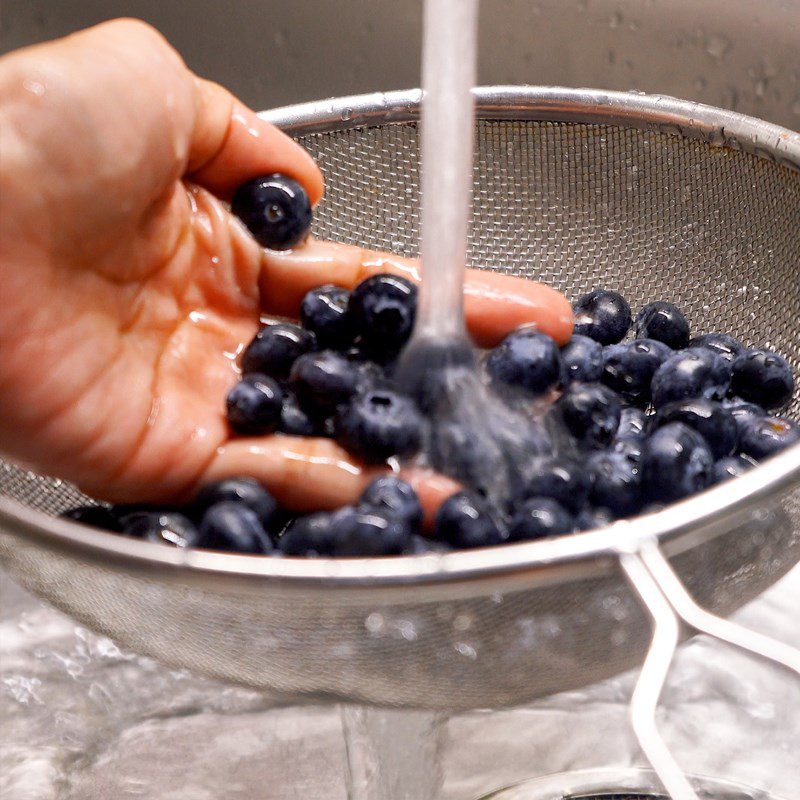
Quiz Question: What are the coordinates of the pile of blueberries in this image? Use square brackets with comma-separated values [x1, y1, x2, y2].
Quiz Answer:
[62, 175, 799, 557]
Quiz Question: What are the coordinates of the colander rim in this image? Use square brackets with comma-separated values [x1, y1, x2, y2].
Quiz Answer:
[1, 86, 798, 593]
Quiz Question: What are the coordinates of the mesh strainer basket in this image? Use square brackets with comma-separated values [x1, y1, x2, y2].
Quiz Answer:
[0, 88, 799, 798]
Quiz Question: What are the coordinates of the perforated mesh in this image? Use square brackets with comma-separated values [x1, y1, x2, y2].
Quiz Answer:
[0, 116, 798, 709]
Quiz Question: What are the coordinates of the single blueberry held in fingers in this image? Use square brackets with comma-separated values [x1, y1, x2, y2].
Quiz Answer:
[515, 457, 590, 513]
[300, 285, 356, 350]
[198, 501, 273, 554]
[360, 476, 423, 530]
[194, 477, 278, 528]
[651, 398, 738, 459]
[730, 348, 795, 411]
[486, 329, 562, 395]
[123, 511, 200, 548]
[711, 454, 757, 485]
[231, 174, 312, 250]
[574, 506, 615, 531]
[635, 301, 690, 349]
[508, 497, 574, 541]
[688, 333, 744, 363]
[289, 350, 362, 415]
[602, 339, 673, 404]
[241, 323, 316, 379]
[278, 512, 337, 556]
[279, 393, 317, 436]
[587, 451, 643, 517]
[650, 348, 731, 408]
[559, 335, 604, 385]
[329, 506, 411, 556]
[641, 422, 713, 503]
[336, 388, 424, 463]
[349, 274, 417, 359]
[572, 289, 632, 345]
[60, 505, 122, 532]
[558, 382, 622, 450]
[737, 416, 800, 460]
[226, 374, 284, 435]
[615, 406, 648, 443]
[434, 491, 507, 549]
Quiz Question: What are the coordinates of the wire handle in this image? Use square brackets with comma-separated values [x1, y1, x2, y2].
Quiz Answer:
[620, 539, 800, 800]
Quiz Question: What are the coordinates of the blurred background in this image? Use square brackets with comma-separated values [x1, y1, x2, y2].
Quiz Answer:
[2, 0, 799, 129]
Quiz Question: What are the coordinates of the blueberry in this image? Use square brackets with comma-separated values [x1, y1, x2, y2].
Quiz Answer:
[711, 454, 757, 485]
[612, 438, 644, 466]
[360, 476, 423, 530]
[615, 406, 648, 443]
[194, 477, 278, 528]
[737, 416, 800, 460]
[278, 512, 336, 556]
[688, 333, 744, 363]
[602, 339, 673, 404]
[641, 422, 713, 502]
[279, 393, 317, 436]
[558, 382, 622, 449]
[650, 348, 731, 408]
[336, 388, 424, 463]
[289, 350, 362, 415]
[635, 301, 690, 349]
[722, 397, 766, 438]
[349, 274, 417, 359]
[122, 511, 199, 548]
[651, 398, 738, 459]
[329, 506, 411, 556]
[231, 174, 312, 250]
[486, 329, 561, 395]
[730, 348, 795, 411]
[300, 285, 355, 350]
[434, 492, 506, 549]
[572, 289, 632, 345]
[60, 505, 122, 531]
[404, 535, 451, 554]
[574, 506, 615, 531]
[241, 323, 316, 379]
[508, 497, 574, 541]
[559, 335, 604, 385]
[587, 451, 643, 517]
[198, 501, 273, 554]
[516, 457, 590, 513]
[226, 374, 284, 435]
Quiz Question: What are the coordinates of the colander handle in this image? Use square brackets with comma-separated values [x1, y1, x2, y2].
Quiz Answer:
[620, 539, 800, 800]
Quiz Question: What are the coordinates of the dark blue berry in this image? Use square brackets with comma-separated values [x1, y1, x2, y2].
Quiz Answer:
[434, 491, 506, 549]
[711, 455, 757, 485]
[651, 398, 738, 459]
[641, 422, 713, 502]
[404, 535, 451, 554]
[279, 393, 317, 436]
[587, 451, 643, 517]
[688, 333, 744, 363]
[486, 329, 562, 395]
[737, 416, 800, 460]
[198, 501, 273, 554]
[122, 511, 199, 548]
[635, 301, 690, 349]
[289, 350, 362, 415]
[722, 398, 766, 439]
[349, 274, 417, 359]
[226, 374, 284, 435]
[360, 476, 423, 530]
[231, 174, 312, 250]
[194, 477, 277, 528]
[60, 505, 122, 531]
[278, 512, 336, 556]
[559, 335, 604, 385]
[730, 348, 795, 411]
[241, 323, 316, 379]
[572, 289, 631, 345]
[558, 382, 622, 449]
[335, 388, 423, 463]
[516, 457, 590, 513]
[574, 506, 614, 531]
[508, 497, 574, 541]
[300, 285, 355, 350]
[612, 438, 644, 466]
[329, 506, 410, 556]
[650, 348, 731, 408]
[602, 339, 673, 404]
[615, 406, 648, 443]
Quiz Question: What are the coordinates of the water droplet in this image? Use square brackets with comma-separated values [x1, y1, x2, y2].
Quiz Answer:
[705, 34, 730, 61]
[609, 10, 623, 28]
[341, 107, 353, 121]
[23, 79, 45, 97]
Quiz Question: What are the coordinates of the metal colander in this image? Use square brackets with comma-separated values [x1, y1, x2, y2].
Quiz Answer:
[1, 89, 799, 720]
